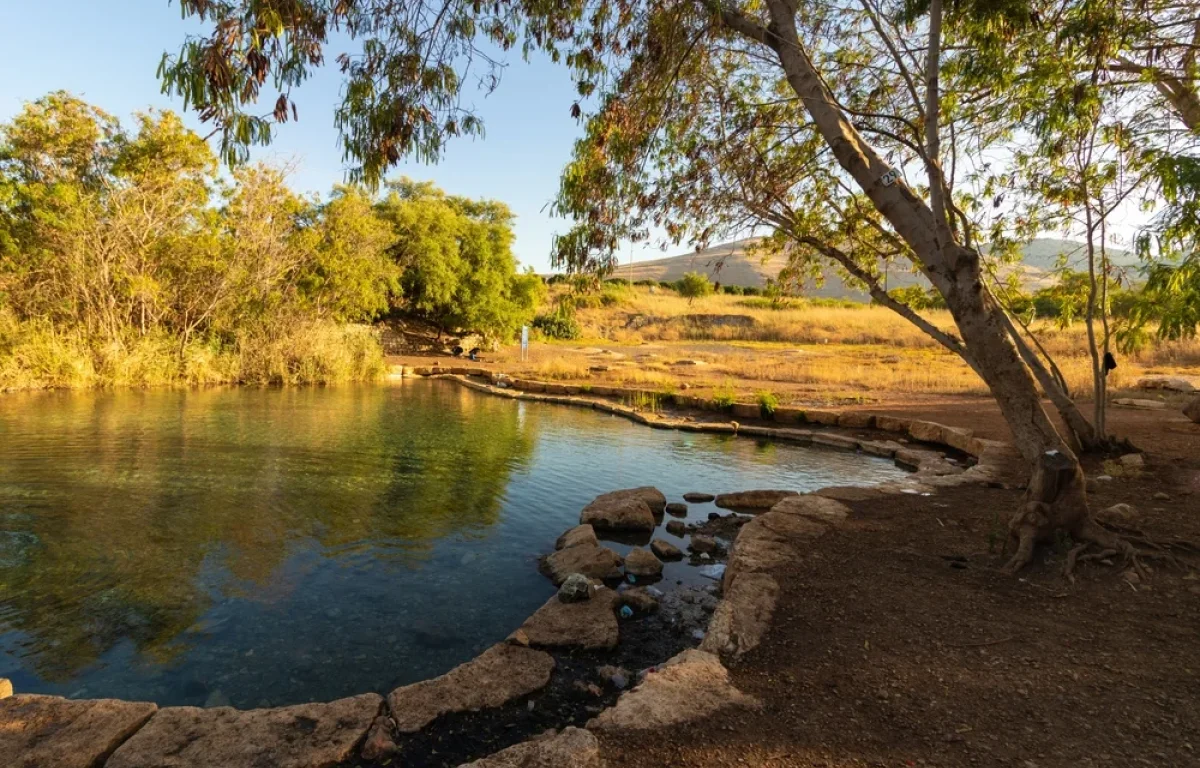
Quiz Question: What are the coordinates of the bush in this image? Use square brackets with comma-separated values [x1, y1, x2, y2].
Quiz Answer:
[741, 286, 762, 296]
[711, 384, 737, 411]
[722, 285, 745, 295]
[532, 307, 581, 340]
[678, 271, 715, 304]
[756, 390, 779, 418]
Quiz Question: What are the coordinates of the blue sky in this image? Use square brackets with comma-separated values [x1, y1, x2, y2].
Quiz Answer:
[0, 1, 663, 272]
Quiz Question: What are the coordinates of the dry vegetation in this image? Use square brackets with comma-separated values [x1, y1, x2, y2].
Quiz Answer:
[493, 286, 1200, 404]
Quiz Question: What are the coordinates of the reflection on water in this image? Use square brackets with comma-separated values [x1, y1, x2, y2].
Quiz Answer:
[0, 380, 904, 706]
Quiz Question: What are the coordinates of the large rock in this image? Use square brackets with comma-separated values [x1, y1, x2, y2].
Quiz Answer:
[1185, 396, 1200, 424]
[770, 494, 851, 523]
[664, 502, 688, 517]
[556, 524, 599, 550]
[623, 547, 664, 577]
[616, 587, 660, 615]
[1, 695, 157, 768]
[650, 539, 683, 560]
[701, 572, 780, 659]
[459, 727, 602, 768]
[1137, 375, 1196, 393]
[580, 497, 656, 532]
[588, 650, 758, 731]
[714, 489, 799, 510]
[511, 588, 619, 650]
[541, 544, 623, 585]
[583, 487, 666, 525]
[682, 492, 716, 503]
[388, 644, 555, 733]
[106, 694, 380, 768]
[665, 520, 687, 536]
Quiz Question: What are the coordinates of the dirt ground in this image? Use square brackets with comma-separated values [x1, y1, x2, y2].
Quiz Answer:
[387, 341, 1200, 767]
[597, 402, 1200, 768]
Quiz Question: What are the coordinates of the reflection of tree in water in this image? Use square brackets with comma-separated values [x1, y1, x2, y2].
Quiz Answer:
[0, 382, 536, 681]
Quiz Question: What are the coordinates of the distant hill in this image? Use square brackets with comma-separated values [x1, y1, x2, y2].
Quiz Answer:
[600, 237, 1138, 301]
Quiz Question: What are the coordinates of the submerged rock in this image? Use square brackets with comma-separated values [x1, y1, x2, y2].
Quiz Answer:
[624, 547, 664, 578]
[665, 520, 687, 536]
[689, 535, 718, 554]
[665, 502, 688, 517]
[682, 492, 716, 503]
[540, 544, 623, 585]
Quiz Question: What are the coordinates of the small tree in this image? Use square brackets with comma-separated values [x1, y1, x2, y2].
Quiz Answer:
[677, 272, 714, 305]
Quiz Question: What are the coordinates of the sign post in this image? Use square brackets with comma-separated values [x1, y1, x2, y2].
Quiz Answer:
[520, 325, 529, 362]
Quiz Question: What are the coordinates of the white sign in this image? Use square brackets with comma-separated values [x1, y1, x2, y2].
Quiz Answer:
[520, 325, 529, 361]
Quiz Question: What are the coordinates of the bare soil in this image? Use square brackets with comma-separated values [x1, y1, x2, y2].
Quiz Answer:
[598, 402, 1200, 768]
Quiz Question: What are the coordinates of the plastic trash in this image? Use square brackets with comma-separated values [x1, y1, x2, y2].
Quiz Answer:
[646, 586, 665, 598]
[697, 563, 726, 580]
[619, 605, 634, 619]
[691, 628, 706, 641]
[627, 573, 637, 583]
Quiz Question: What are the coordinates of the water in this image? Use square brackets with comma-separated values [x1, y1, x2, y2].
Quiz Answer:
[0, 379, 905, 707]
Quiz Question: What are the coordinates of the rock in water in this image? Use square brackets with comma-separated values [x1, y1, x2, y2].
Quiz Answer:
[689, 535, 718, 554]
[665, 502, 688, 517]
[541, 544, 624, 585]
[650, 539, 683, 560]
[558, 573, 593, 603]
[580, 497, 656, 532]
[556, 524, 599, 550]
[683, 492, 716, 503]
[1185, 396, 1200, 424]
[511, 588, 619, 649]
[665, 520, 687, 536]
[581, 488, 666, 529]
[624, 547, 664, 577]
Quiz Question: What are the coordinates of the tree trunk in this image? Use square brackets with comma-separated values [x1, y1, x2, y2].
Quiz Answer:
[729, 0, 1099, 570]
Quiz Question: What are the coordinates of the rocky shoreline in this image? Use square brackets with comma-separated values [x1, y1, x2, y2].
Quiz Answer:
[1, 370, 1029, 768]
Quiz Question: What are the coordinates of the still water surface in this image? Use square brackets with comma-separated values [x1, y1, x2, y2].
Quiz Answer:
[0, 379, 905, 706]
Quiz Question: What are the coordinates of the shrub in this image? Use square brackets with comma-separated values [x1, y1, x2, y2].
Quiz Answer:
[722, 285, 745, 295]
[532, 307, 581, 340]
[741, 286, 762, 296]
[678, 271, 715, 304]
[711, 384, 737, 411]
[756, 390, 779, 418]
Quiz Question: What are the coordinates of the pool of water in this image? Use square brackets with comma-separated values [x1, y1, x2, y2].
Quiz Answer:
[0, 379, 905, 707]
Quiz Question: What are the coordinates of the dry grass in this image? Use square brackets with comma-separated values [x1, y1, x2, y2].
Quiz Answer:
[502, 286, 1200, 403]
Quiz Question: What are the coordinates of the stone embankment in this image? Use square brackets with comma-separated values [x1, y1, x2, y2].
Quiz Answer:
[1, 369, 1029, 768]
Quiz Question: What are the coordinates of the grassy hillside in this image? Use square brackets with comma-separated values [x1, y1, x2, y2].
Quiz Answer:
[595, 237, 1137, 299]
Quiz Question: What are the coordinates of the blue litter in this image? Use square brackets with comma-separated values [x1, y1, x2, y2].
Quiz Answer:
[619, 605, 634, 619]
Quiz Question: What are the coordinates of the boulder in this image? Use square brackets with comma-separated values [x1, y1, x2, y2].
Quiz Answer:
[0, 678, 11, 699]
[616, 587, 660, 615]
[770, 494, 851, 523]
[596, 665, 631, 690]
[714, 489, 799, 510]
[588, 650, 758, 731]
[1137, 375, 1196, 393]
[360, 716, 398, 761]
[540, 544, 623, 585]
[580, 497, 656, 532]
[650, 539, 683, 560]
[558, 573, 593, 603]
[624, 547, 664, 577]
[388, 644, 555, 733]
[1, 695, 157, 768]
[1119, 453, 1145, 469]
[513, 588, 619, 650]
[1096, 503, 1139, 524]
[106, 694, 380, 768]
[701, 572, 780, 659]
[459, 727, 602, 768]
[689, 535, 718, 554]
[556, 524, 599, 550]
[682, 492, 716, 503]
[665, 520, 687, 536]
[664, 502, 688, 517]
[586, 487, 666, 516]
[1185, 396, 1200, 424]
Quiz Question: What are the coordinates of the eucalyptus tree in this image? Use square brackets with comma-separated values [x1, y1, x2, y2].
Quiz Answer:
[159, 0, 1156, 570]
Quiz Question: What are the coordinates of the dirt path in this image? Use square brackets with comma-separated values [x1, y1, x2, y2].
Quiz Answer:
[594, 405, 1200, 768]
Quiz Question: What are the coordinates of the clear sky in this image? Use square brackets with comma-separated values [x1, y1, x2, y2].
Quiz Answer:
[0, 1, 658, 272]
